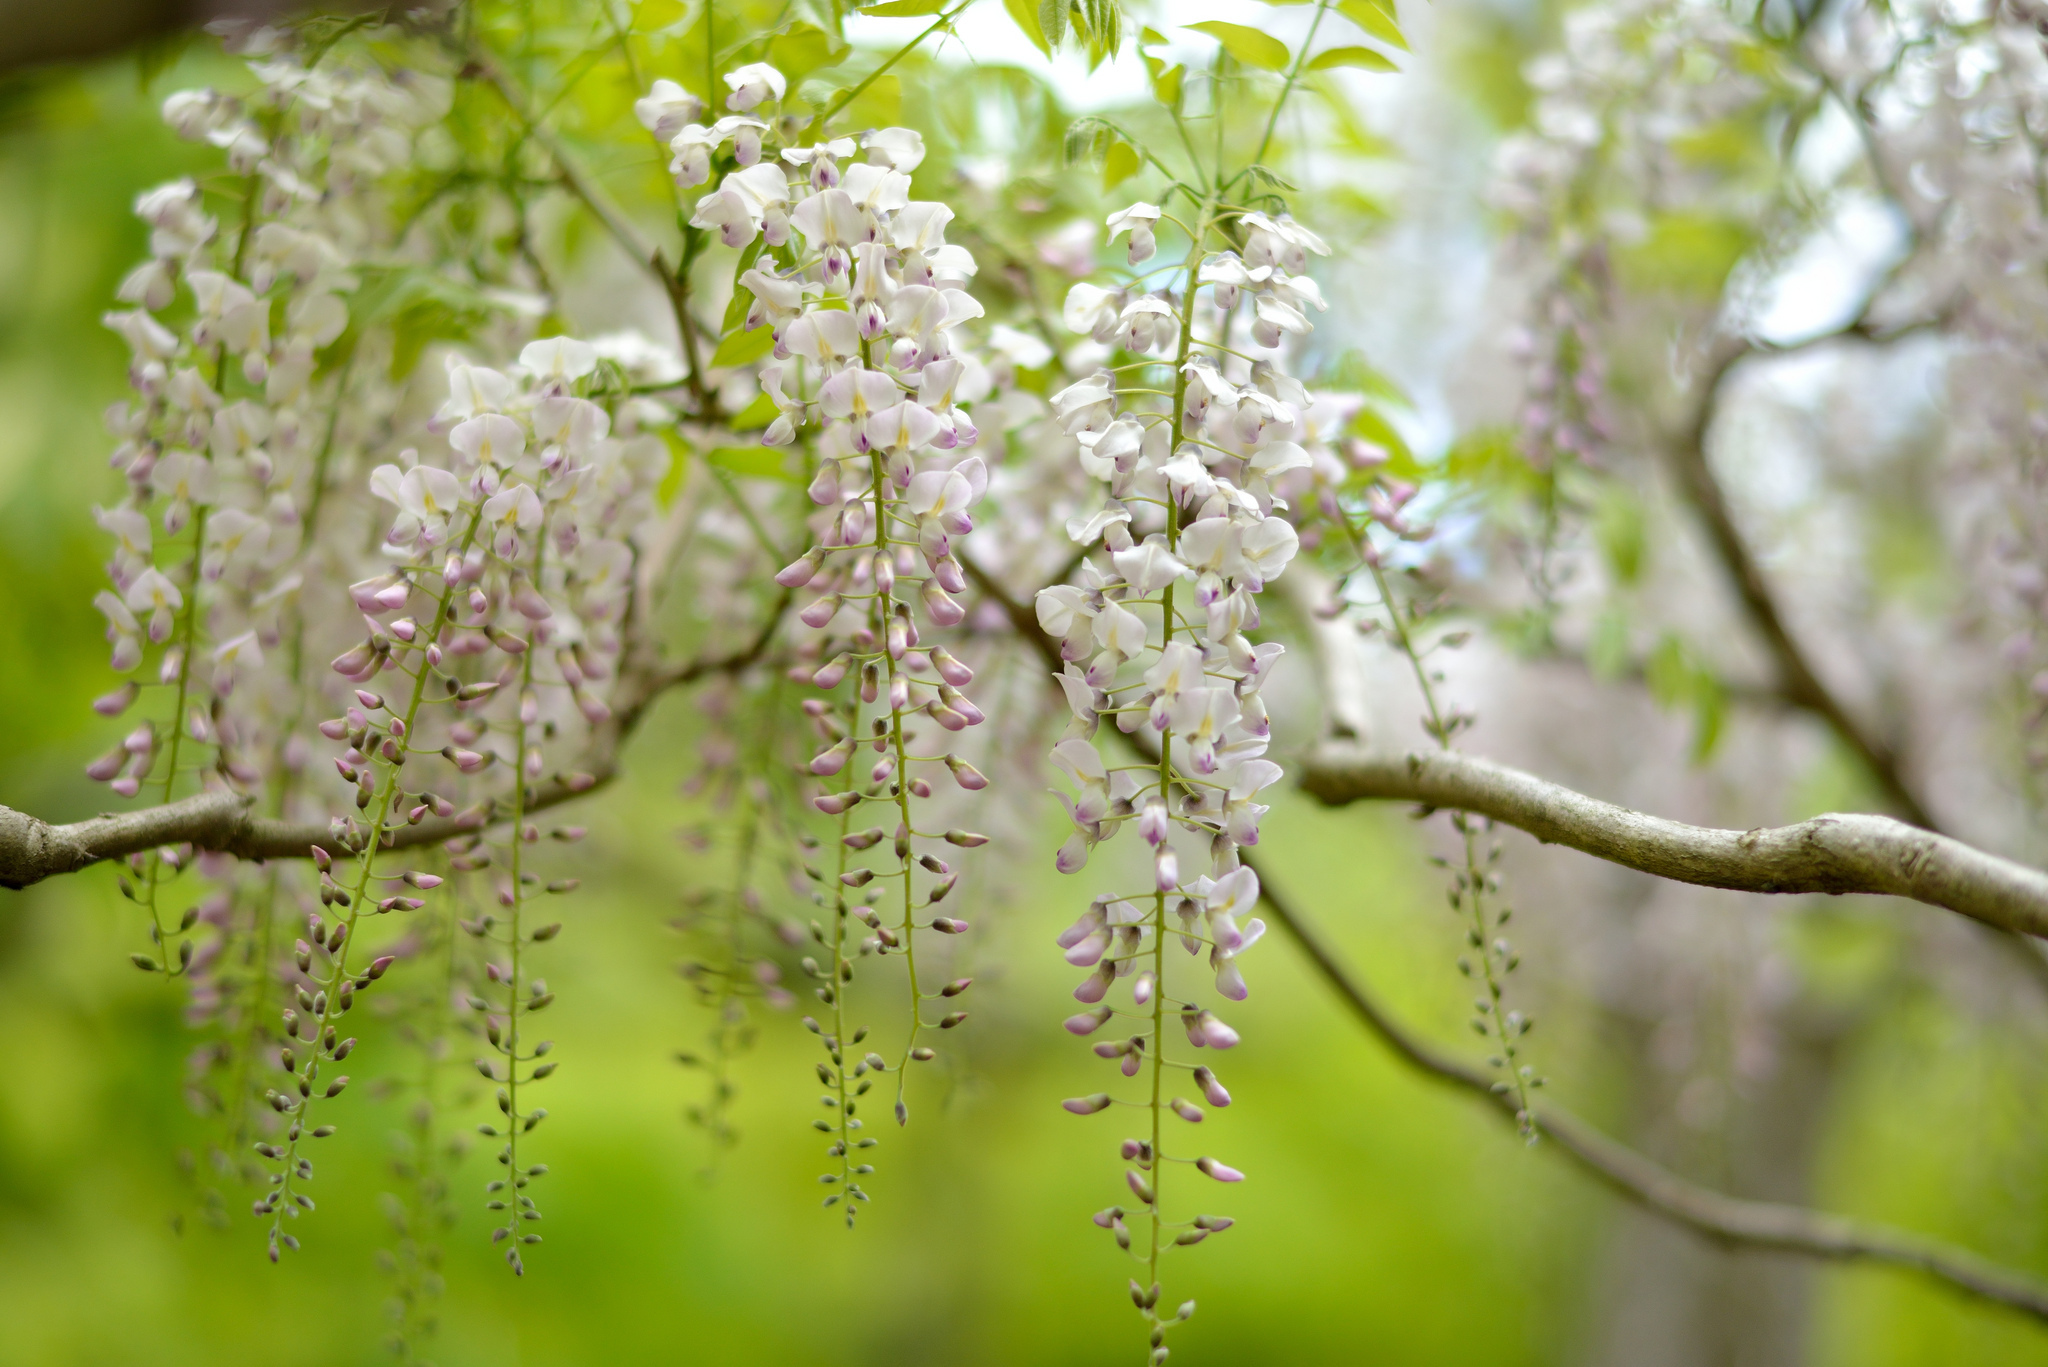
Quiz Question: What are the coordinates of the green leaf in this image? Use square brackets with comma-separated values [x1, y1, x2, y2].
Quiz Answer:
[767, 22, 847, 82]
[720, 239, 766, 337]
[1321, 350, 1412, 408]
[1185, 21, 1290, 70]
[1040, 0, 1068, 48]
[728, 392, 781, 431]
[707, 444, 800, 482]
[1006, 0, 1053, 55]
[1152, 62, 1184, 106]
[1102, 140, 1140, 190]
[864, 0, 947, 13]
[1337, 0, 1408, 51]
[1347, 405, 1412, 467]
[1614, 212, 1753, 297]
[840, 72, 901, 125]
[1308, 45, 1399, 72]
[710, 327, 775, 368]
[1594, 484, 1647, 587]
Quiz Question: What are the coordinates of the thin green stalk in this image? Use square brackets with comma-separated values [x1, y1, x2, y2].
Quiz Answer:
[494, 528, 546, 1274]
[1341, 520, 1535, 1135]
[811, 2, 974, 133]
[266, 510, 483, 1254]
[1251, 0, 1334, 172]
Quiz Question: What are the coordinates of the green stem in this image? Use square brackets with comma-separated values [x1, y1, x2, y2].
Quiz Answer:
[811, 2, 974, 133]
[266, 509, 483, 1252]
[1251, 0, 1335, 172]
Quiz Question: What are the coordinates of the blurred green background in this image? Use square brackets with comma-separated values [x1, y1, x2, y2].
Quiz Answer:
[1, 29, 2047, 1367]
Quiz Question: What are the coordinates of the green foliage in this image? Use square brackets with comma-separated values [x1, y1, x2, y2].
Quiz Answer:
[1309, 46, 1401, 73]
[1643, 632, 1727, 762]
[1185, 20, 1292, 71]
[1614, 211, 1755, 297]
[1338, 0, 1410, 52]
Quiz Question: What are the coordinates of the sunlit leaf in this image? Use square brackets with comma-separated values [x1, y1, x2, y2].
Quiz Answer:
[707, 444, 800, 482]
[710, 327, 775, 368]
[728, 392, 782, 431]
[1308, 45, 1399, 73]
[1336, 0, 1408, 52]
[1006, 0, 1053, 55]
[1102, 140, 1140, 190]
[1185, 21, 1290, 71]
[864, 0, 948, 14]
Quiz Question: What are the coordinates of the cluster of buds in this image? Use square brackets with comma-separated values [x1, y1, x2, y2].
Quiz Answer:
[1041, 198, 1327, 1363]
[260, 340, 662, 1263]
[91, 50, 449, 983]
[642, 63, 996, 1181]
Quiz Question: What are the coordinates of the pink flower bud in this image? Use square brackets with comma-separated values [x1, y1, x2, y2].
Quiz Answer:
[929, 646, 974, 686]
[931, 917, 967, 934]
[1126, 1170, 1155, 1203]
[800, 594, 841, 628]
[1195, 1156, 1244, 1183]
[1193, 1065, 1231, 1107]
[1170, 1097, 1204, 1122]
[1062, 1093, 1112, 1115]
[921, 578, 964, 626]
[92, 683, 139, 717]
[1065, 1006, 1114, 1035]
[811, 653, 851, 688]
[1133, 970, 1156, 1005]
[330, 642, 374, 676]
[1057, 904, 1107, 950]
[813, 790, 861, 815]
[1073, 962, 1114, 1003]
[943, 755, 987, 790]
[809, 738, 853, 776]
[775, 548, 825, 587]
[1065, 928, 1112, 967]
[1154, 847, 1179, 891]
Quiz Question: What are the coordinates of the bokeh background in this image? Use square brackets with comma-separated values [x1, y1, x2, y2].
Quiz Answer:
[2, 3, 2047, 1364]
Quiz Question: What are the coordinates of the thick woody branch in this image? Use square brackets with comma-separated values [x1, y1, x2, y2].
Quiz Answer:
[1252, 862, 2048, 1324]
[1299, 743, 2048, 939]
[0, 599, 790, 891]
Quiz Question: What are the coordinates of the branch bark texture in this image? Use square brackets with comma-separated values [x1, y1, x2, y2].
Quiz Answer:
[1299, 743, 2048, 939]
[0, 603, 788, 891]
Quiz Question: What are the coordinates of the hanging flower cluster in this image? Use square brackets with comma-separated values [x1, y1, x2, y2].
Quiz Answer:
[646, 65, 995, 1213]
[255, 339, 665, 1268]
[1040, 199, 1319, 1362]
[93, 51, 449, 983]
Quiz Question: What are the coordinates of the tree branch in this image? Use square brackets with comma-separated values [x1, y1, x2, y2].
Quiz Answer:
[1251, 861, 2048, 1325]
[1298, 742, 2048, 939]
[963, 551, 2048, 1319]
[1669, 334, 1935, 830]
[0, 599, 790, 891]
